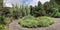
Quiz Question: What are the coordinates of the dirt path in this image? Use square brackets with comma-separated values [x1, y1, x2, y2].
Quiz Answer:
[9, 18, 60, 30]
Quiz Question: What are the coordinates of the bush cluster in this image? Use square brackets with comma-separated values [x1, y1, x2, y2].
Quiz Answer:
[19, 16, 54, 28]
[37, 16, 54, 27]
[0, 16, 9, 30]
[0, 25, 8, 30]
[53, 12, 60, 18]
[19, 15, 38, 28]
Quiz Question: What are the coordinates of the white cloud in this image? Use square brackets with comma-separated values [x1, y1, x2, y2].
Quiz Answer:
[5, 3, 12, 7]
[4, 0, 50, 7]
[4, 0, 21, 7]
[29, 0, 39, 6]
[29, 0, 50, 6]
[40, 0, 50, 4]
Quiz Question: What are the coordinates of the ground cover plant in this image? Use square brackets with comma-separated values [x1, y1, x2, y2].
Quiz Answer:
[37, 16, 54, 27]
[18, 16, 54, 28]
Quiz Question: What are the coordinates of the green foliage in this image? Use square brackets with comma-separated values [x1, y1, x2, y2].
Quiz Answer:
[19, 4, 30, 16]
[18, 15, 38, 28]
[0, 16, 10, 25]
[0, 16, 8, 30]
[4, 17, 10, 24]
[1, 7, 10, 17]
[30, 1, 46, 17]
[0, 16, 6, 25]
[30, 0, 60, 18]
[55, 0, 60, 5]
[0, 25, 8, 30]
[19, 16, 54, 28]
[53, 12, 60, 18]
[38, 16, 54, 27]
[10, 4, 30, 19]
[0, 0, 8, 30]
[10, 4, 19, 19]
[44, 1, 59, 17]
[0, 0, 10, 17]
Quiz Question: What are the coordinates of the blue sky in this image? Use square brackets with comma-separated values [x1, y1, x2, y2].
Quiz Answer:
[4, 0, 50, 7]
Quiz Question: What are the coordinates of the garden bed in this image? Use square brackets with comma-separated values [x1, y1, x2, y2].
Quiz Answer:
[9, 18, 60, 30]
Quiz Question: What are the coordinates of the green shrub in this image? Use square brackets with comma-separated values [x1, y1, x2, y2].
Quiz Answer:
[0, 25, 8, 30]
[53, 12, 60, 18]
[4, 17, 11, 24]
[19, 16, 54, 28]
[19, 15, 39, 28]
[38, 16, 54, 27]
[0, 16, 9, 30]
[0, 16, 6, 25]
[0, 16, 10, 25]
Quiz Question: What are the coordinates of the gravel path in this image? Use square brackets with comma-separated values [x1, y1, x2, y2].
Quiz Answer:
[9, 18, 60, 30]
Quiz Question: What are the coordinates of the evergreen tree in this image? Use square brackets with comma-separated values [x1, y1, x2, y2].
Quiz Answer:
[55, 0, 60, 5]
[37, 1, 46, 16]
[30, 5, 35, 16]
[30, 1, 46, 17]
[44, 1, 59, 17]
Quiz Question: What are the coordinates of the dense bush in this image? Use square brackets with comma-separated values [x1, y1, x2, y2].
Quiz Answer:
[2, 7, 10, 17]
[0, 25, 8, 30]
[19, 16, 54, 28]
[53, 12, 60, 18]
[0, 16, 6, 25]
[30, 1, 59, 18]
[18, 15, 39, 28]
[0, 16, 10, 25]
[0, 16, 11, 25]
[38, 16, 54, 27]
[4, 17, 11, 24]
[0, 16, 9, 30]
[30, 1, 46, 17]
[44, 1, 59, 17]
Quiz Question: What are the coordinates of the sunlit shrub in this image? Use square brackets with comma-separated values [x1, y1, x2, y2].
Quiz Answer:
[19, 16, 54, 28]
[38, 16, 54, 27]
[19, 15, 39, 28]
[0, 25, 8, 30]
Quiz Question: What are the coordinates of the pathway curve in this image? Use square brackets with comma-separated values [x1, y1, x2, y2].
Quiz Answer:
[9, 18, 60, 30]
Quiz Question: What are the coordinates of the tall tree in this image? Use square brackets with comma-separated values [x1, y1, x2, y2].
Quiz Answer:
[30, 1, 46, 17]
[55, 0, 60, 5]
[0, 0, 3, 16]
[38, 1, 46, 16]
[30, 5, 35, 16]
[44, 1, 59, 17]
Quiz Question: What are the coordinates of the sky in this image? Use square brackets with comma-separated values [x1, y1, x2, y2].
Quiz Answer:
[4, 0, 50, 7]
